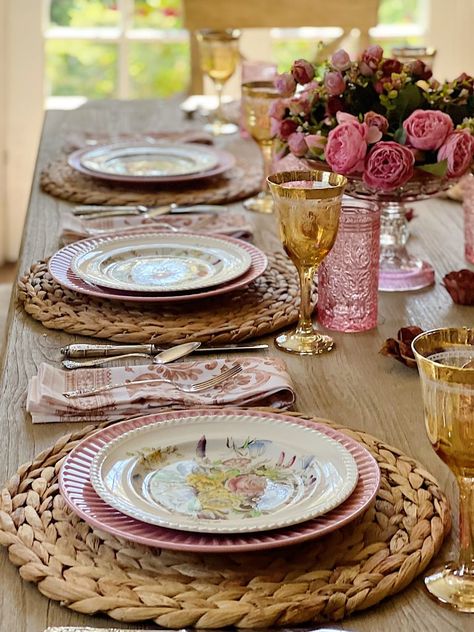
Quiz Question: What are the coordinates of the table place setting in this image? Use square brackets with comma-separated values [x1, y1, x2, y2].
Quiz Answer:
[3, 34, 474, 632]
[26, 357, 296, 423]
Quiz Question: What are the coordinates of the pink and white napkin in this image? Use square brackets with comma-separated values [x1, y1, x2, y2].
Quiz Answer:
[60, 211, 253, 244]
[27, 357, 295, 423]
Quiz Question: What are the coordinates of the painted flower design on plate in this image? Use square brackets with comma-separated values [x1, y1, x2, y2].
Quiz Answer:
[131, 435, 319, 521]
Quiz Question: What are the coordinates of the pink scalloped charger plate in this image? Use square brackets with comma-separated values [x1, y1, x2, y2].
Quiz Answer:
[48, 231, 268, 303]
[59, 408, 380, 553]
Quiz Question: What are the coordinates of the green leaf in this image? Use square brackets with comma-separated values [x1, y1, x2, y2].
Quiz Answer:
[392, 83, 424, 123]
[418, 160, 448, 177]
[393, 127, 407, 144]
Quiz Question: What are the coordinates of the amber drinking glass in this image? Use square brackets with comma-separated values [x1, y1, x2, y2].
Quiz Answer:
[242, 81, 281, 213]
[196, 29, 241, 136]
[412, 327, 474, 611]
[267, 170, 347, 355]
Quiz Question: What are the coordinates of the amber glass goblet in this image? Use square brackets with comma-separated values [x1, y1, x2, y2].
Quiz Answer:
[267, 170, 347, 355]
[196, 29, 241, 136]
[242, 81, 281, 213]
[412, 327, 474, 612]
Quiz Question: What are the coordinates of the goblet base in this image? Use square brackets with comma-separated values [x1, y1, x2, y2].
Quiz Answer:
[275, 330, 334, 355]
[379, 260, 435, 292]
[243, 191, 274, 214]
[425, 563, 474, 612]
[204, 121, 238, 136]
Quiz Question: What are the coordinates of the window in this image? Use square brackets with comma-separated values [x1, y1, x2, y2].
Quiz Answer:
[44, 0, 428, 108]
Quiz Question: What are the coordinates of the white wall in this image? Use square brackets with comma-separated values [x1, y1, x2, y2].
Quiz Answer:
[428, 0, 474, 80]
[1, 1, 44, 263]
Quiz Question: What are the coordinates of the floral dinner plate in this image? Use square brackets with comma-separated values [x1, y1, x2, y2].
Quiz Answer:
[59, 408, 380, 552]
[89, 412, 359, 534]
[70, 232, 252, 293]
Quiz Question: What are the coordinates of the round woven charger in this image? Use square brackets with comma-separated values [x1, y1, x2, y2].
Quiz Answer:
[17, 252, 303, 344]
[40, 152, 262, 206]
[0, 410, 450, 628]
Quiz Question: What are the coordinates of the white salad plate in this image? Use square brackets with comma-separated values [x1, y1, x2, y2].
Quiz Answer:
[68, 143, 236, 184]
[70, 232, 252, 293]
[89, 412, 359, 534]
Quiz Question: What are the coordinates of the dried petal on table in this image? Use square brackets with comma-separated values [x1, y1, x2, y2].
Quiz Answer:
[443, 269, 474, 305]
[380, 326, 424, 369]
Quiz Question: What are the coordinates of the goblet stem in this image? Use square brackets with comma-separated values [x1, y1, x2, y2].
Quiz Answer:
[296, 264, 317, 336]
[214, 80, 225, 126]
[259, 140, 274, 193]
[457, 475, 474, 573]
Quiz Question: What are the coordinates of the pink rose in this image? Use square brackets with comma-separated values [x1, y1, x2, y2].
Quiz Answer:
[325, 122, 368, 174]
[324, 71, 345, 96]
[305, 133, 327, 155]
[437, 130, 474, 177]
[360, 45, 383, 75]
[278, 119, 298, 140]
[291, 59, 315, 85]
[288, 93, 313, 116]
[226, 474, 266, 497]
[331, 49, 351, 71]
[288, 132, 308, 157]
[270, 117, 281, 137]
[274, 72, 296, 97]
[269, 98, 287, 120]
[403, 110, 454, 151]
[364, 111, 389, 134]
[363, 141, 415, 191]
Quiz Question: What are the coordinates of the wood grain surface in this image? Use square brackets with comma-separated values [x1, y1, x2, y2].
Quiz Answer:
[0, 99, 472, 632]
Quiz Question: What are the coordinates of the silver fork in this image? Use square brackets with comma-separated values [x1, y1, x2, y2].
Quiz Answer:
[63, 363, 243, 399]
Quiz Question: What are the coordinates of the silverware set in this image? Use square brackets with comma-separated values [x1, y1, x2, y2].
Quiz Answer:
[74, 203, 228, 220]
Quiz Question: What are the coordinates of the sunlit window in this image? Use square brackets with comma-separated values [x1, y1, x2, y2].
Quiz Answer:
[44, 0, 427, 108]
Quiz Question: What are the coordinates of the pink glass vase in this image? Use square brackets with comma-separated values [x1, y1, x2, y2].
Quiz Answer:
[317, 198, 381, 332]
[462, 174, 474, 264]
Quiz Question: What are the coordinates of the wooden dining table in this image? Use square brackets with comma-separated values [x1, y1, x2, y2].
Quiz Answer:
[0, 98, 472, 632]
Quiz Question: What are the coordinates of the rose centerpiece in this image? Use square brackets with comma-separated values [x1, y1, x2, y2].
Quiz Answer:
[271, 46, 474, 291]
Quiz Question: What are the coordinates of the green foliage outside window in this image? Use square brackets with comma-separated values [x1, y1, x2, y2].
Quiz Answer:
[46, 0, 424, 101]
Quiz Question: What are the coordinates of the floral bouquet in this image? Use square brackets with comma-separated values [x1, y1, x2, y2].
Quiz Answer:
[271, 45, 474, 191]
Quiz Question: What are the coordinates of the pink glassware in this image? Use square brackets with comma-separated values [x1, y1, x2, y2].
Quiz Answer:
[462, 174, 474, 264]
[317, 198, 381, 332]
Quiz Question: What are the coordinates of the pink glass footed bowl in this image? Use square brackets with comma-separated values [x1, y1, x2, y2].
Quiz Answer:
[305, 159, 459, 292]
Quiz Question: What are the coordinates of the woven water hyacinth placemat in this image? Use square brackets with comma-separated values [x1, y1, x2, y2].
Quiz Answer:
[17, 252, 302, 344]
[0, 410, 450, 628]
[40, 153, 262, 207]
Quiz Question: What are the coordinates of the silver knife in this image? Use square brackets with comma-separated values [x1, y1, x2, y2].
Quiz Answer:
[73, 203, 227, 218]
[61, 342, 269, 358]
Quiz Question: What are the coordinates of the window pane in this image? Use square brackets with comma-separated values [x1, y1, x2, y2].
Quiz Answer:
[272, 40, 318, 73]
[45, 40, 118, 98]
[133, 0, 183, 29]
[129, 41, 189, 98]
[49, 0, 119, 27]
[378, 0, 423, 25]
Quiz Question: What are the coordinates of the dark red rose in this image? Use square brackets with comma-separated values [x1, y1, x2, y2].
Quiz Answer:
[409, 60, 433, 81]
[326, 95, 345, 116]
[381, 59, 403, 76]
[279, 119, 298, 140]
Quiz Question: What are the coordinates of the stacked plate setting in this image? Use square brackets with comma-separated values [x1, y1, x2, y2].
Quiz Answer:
[68, 141, 237, 184]
[49, 231, 268, 302]
[59, 409, 381, 553]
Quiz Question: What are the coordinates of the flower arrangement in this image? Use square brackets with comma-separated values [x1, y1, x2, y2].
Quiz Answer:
[271, 45, 474, 191]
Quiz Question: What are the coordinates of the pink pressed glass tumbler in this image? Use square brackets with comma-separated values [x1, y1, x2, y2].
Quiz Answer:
[462, 174, 474, 264]
[317, 198, 381, 332]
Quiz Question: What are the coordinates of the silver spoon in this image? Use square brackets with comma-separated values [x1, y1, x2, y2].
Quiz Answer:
[62, 341, 201, 369]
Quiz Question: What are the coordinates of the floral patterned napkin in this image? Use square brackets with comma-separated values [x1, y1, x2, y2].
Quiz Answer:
[27, 357, 295, 423]
[60, 211, 253, 244]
